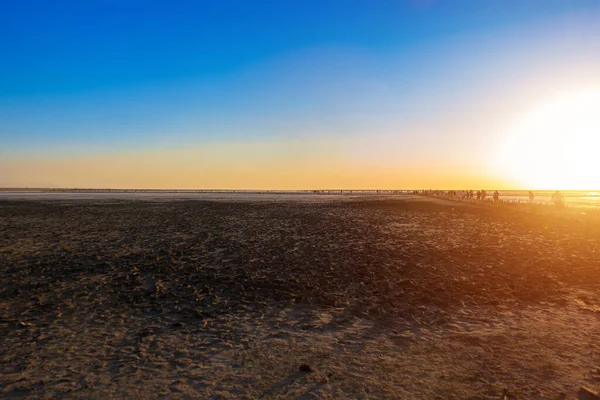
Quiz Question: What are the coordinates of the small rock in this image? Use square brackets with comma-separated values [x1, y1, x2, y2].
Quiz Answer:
[299, 363, 314, 373]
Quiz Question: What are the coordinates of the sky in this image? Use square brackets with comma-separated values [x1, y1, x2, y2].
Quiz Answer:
[1, 0, 600, 189]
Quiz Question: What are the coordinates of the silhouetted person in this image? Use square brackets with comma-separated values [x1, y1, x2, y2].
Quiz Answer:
[493, 190, 499, 202]
[481, 190, 487, 201]
[476, 190, 481, 200]
[551, 190, 565, 208]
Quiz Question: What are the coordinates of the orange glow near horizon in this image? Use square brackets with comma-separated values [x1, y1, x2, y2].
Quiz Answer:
[1, 138, 512, 190]
[5, 85, 600, 192]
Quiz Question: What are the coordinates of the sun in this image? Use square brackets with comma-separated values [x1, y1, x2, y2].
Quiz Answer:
[496, 89, 600, 190]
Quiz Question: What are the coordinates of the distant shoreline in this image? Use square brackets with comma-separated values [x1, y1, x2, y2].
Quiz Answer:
[0, 188, 410, 194]
[1, 190, 599, 213]
[1, 188, 599, 211]
[1, 188, 598, 194]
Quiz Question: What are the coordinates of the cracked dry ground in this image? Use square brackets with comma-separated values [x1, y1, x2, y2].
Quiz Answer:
[1, 198, 600, 399]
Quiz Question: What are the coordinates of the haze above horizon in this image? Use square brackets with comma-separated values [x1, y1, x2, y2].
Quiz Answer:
[2, 1, 600, 190]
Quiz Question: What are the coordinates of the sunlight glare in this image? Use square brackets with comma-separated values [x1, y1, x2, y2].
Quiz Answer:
[497, 89, 600, 190]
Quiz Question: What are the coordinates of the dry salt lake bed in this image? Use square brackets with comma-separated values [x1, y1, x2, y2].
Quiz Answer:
[1, 193, 600, 399]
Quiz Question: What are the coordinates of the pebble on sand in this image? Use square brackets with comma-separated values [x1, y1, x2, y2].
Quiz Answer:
[299, 364, 314, 373]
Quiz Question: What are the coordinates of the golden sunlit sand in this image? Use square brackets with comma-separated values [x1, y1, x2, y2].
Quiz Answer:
[1, 196, 600, 399]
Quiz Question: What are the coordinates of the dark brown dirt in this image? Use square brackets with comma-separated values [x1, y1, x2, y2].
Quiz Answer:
[1, 198, 599, 399]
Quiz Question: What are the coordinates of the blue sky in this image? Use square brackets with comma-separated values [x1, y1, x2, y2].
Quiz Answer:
[2, 1, 600, 188]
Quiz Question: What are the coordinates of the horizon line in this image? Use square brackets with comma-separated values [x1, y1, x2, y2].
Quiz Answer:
[1, 188, 598, 193]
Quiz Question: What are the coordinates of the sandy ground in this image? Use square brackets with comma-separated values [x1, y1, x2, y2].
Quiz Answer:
[1, 196, 600, 399]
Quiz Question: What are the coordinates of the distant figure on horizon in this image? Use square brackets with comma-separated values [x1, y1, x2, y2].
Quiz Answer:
[551, 190, 565, 208]
[481, 190, 487, 201]
[476, 190, 481, 201]
[469, 189, 474, 201]
[493, 190, 500, 202]
[528, 191, 535, 203]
